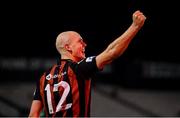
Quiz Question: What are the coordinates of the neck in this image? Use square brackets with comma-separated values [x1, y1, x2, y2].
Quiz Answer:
[61, 54, 79, 62]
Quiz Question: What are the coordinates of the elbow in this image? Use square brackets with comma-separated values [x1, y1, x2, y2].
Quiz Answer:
[96, 48, 124, 70]
[108, 49, 123, 60]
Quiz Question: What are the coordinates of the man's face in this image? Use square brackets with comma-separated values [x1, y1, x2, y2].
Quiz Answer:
[69, 33, 87, 61]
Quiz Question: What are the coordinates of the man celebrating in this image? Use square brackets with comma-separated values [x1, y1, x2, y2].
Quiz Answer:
[29, 10, 146, 117]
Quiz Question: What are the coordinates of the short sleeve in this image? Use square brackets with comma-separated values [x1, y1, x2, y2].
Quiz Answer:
[75, 56, 99, 78]
[33, 78, 42, 101]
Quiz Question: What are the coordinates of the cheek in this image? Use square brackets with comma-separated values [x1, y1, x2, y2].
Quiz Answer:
[77, 47, 84, 56]
[77, 48, 82, 54]
[72, 46, 81, 55]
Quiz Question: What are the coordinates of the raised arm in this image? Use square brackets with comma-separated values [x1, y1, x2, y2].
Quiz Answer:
[96, 10, 146, 69]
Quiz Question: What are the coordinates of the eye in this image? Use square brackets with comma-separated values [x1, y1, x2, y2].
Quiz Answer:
[79, 39, 87, 46]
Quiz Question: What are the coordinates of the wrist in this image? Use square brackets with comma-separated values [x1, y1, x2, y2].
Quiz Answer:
[130, 23, 141, 31]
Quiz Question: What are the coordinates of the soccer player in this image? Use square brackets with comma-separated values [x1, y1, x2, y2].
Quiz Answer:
[29, 10, 146, 117]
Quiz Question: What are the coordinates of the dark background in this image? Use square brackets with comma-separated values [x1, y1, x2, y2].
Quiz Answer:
[1, 0, 179, 59]
[0, 0, 180, 117]
[1, 0, 180, 88]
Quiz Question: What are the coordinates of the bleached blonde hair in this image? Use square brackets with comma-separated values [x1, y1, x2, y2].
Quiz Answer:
[55, 31, 72, 54]
[56, 31, 82, 55]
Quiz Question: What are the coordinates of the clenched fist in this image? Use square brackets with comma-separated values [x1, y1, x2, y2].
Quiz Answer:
[132, 10, 146, 28]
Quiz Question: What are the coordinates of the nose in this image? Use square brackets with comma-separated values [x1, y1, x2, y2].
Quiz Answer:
[81, 40, 87, 47]
[83, 41, 87, 47]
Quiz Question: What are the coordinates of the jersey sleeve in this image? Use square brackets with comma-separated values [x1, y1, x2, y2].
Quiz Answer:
[75, 56, 99, 78]
[33, 77, 42, 101]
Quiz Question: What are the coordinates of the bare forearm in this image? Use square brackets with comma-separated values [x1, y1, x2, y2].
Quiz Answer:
[106, 23, 140, 59]
[96, 24, 141, 69]
[96, 10, 146, 69]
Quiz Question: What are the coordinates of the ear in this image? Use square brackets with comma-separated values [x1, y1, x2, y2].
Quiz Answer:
[64, 44, 72, 53]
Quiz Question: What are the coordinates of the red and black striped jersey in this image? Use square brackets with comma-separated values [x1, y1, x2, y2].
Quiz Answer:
[33, 56, 99, 117]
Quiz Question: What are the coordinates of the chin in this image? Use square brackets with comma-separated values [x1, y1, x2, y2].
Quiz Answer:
[82, 55, 86, 59]
[80, 56, 85, 60]
[77, 53, 86, 60]
[80, 53, 86, 58]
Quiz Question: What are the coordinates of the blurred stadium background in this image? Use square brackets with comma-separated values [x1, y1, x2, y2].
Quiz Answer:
[0, 0, 180, 117]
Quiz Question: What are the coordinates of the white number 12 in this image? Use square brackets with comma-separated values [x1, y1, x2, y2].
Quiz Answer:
[45, 81, 72, 114]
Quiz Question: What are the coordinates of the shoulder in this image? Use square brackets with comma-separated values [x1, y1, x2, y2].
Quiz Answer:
[72, 56, 99, 75]
[39, 64, 58, 80]
[78, 56, 96, 65]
